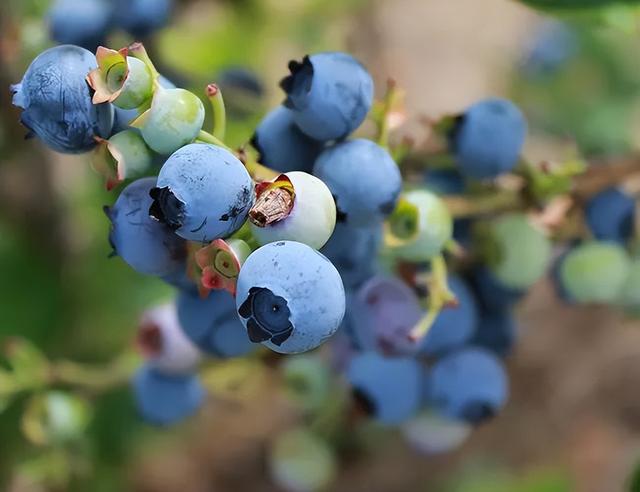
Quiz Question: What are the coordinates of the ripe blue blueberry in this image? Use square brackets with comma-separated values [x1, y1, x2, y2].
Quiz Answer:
[314, 139, 402, 226]
[421, 275, 478, 357]
[348, 276, 423, 356]
[424, 168, 466, 195]
[236, 241, 345, 354]
[106, 177, 187, 277]
[521, 20, 578, 78]
[217, 66, 264, 118]
[472, 307, 517, 358]
[114, 0, 173, 38]
[131, 363, 204, 426]
[11, 45, 114, 154]
[176, 289, 256, 358]
[451, 98, 527, 179]
[137, 303, 201, 374]
[320, 222, 382, 289]
[251, 106, 324, 173]
[468, 266, 525, 312]
[48, 0, 113, 51]
[281, 52, 374, 141]
[346, 352, 421, 425]
[585, 187, 635, 244]
[426, 347, 508, 424]
[150, 143, 254, 243]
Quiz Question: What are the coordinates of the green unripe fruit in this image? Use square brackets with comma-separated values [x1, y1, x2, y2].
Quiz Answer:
[112, 57, 153, 110]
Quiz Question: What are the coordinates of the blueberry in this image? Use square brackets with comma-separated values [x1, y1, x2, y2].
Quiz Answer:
[472, 308, 517, 358]
[320, 222, 382, 289]
[11, 45, 114, 154]
[468, 266, 525, 312]
[137, 303, 201, 374]
[424, 168, 466, 195]
[421, 275, 478, 357]
[558, 241, 630, 304]
[250, 171, 336, 250]
[346, 352, 421, 425]
[313, 139, 402, 226]
[251, 106, 324, 173]
[280, 52, 374, 141]
[48, 0, 113, 51]
[348, 276, 423, 356]
[451, 98, 527, 179]
[150, 143, 254, 242]
[585, 187, 635, 244]
[131, 363, 204, 426]
[236, 241, 345, 354]
[401, 411, 472, 455]
[114, 0, 173, 38]
[106, 177, 187, 276]
[426, 347, 508, 425]
[176, 290, 256, 358]
[521, 20, 578, 78]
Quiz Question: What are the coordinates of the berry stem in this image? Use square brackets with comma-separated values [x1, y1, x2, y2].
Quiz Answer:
[409, 254, 454, 342]
[49, 352, 139, 392]
[206, 84, 227, 141]
[196, 130, 232, 150]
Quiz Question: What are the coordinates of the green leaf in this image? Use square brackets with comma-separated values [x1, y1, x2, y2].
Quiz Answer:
[519, 0, 640, 11]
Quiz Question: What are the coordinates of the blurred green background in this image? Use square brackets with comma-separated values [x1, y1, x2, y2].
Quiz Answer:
[2, 0, 640, 490]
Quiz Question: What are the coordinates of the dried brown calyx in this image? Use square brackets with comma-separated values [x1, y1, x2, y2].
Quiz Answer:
[249, 174, 295, 227]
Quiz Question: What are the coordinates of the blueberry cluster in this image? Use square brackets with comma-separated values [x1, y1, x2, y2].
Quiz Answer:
[14, 33, 640, 478]
[48, 0, 173, 51]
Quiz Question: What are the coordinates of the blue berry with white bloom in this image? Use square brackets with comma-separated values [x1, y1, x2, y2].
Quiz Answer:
[585, 187, 635, 244]
[11, 45, 114, 154]
[252, 106, 324, 173]
[236, 241, 345, 354]
[347, 352, 421, 425]
[106, 177, 187, 277]
[150, 143, 254, 243]
[451, 98, 527, 179]
[314, 139, 402, 226]
[176, 290, 256, 358]
[426, 347, 508, 424]
[281, 52, 374, 141]
[114, 0, 173, 38]
[48, 0, 113, 51]
[132, 363, 204, 426]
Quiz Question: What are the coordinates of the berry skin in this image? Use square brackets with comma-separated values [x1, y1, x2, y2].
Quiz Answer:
[348, 276, 423, 356]
[11, 45, 114, 154]
[585, 187, 635, 244]
[481, 213, 551, 290]
[472, 308, 517, 358]
[251, 106, 324, 173]
[346, 352, 421, 425]
[421, 275, 478, 357]
[106, 177, 187, 277]
[270, 428, 336, 492]
[131, 363, 204, 426]
[150, 143, 254, 243]
[468, 266, 525, 312]
[401, 411, 472, 455]
[236, 241, 345, 354]
[251, 172, 336, 250]
[137, 303, 201, 374]
[111, 75, 176, 133]
[451, 98, 527, 179]
[132, 87, 205, 155]
[176, 290, 256, 358]
[48, 0, 113, 51]
[388, 190, 453, 262]
[114, 0, 173, 38]
[281, 52, 374, 141]
[426, 347, 508, 425]
[313, 139, 402, 226]
[320, 222, 382, 289]
[558, 241, 630, 304]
